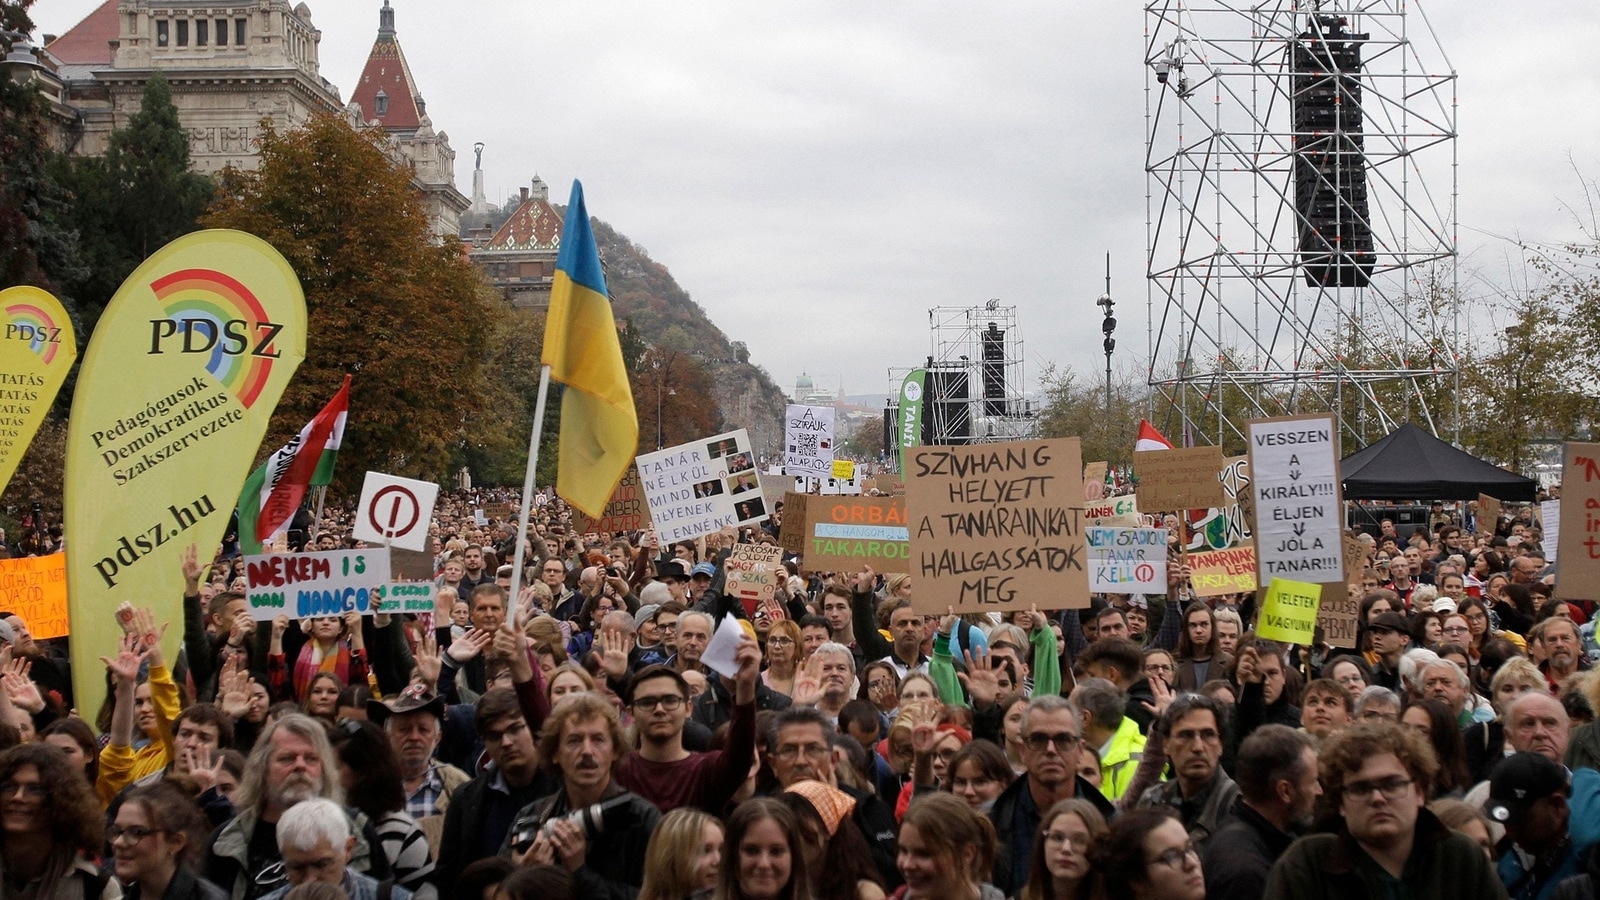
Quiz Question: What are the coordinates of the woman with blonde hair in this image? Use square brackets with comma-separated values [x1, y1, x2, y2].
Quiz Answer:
[640, 807, 723, 900]
[1464, 656, 1546, 783]
[545, 663, 596, 706]
[762, 620, 802, 699]
[893, 792, 1000, 899]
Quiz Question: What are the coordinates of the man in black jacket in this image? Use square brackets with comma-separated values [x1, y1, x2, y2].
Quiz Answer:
[1205, 725, 1321, 900]
[506, 692, 661, 899]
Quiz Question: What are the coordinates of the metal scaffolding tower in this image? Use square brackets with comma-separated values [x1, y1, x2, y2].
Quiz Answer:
[1144, 0, 1458, 450]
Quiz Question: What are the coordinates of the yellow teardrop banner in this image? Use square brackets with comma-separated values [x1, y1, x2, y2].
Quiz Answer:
[0, 286, 77, 495]
[65, 230, 306, 708]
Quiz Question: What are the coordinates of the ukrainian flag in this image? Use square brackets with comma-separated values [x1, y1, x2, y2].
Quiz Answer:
[542, 180, 639, 518]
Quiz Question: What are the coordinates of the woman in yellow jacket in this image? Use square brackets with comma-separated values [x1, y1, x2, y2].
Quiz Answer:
[96, 607, 180, 807]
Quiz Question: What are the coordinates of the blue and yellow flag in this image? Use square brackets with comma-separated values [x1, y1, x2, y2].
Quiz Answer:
[542, 181, 638, 518]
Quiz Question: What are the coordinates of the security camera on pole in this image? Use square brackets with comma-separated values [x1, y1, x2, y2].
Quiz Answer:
[1097, 253, 1115, 416]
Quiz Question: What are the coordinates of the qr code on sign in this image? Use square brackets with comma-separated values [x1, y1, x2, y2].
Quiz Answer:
[791, 433, 820, 456]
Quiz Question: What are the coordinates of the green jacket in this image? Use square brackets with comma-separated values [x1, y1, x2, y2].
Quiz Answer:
[930, 622, 1060, 707]
[1096, 715, 1147, 802]
[1264, 808, 1509, 900]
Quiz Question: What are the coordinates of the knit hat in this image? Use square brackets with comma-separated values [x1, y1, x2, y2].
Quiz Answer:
[633, 604, 660, 631]
[785, 779, 858, 837]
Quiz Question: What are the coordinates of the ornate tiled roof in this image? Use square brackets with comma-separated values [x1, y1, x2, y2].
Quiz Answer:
[44, 0, 118, 65]
[348, 1, 423, 131]
[485, 193, 563, 252]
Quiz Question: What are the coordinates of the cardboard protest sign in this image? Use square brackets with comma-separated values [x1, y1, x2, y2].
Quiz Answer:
[784, 405, 835, 477]
[1477, 493, 1502, 533]
[1317, 583, 1360, 649]
[1557, 444, 1600, 599]
[759, 473, 793, 508]
[1085, 495, 1140, 527]
[1186, 455, 1254, 552]
[905, 438, 1089, 613]
[572, 464, 652, 534]
[1247, 415, 1344, 585]
[374, 582, 436, 615]
[1188, 545, 1258, 597]
[636, 429, 769, 542]
[1256, 577, 1321, 645]
[805, 496, 910, 573]
[0, 554, 68, 639]
[244, 548, 392, 620]
[1087, 527, 1168, 593]
[1135, 445, 1226, 511]
[1343, 533, 1369, 583]
[778, 492, 809, 555]
[389, 547, 437, 582]
[725, 543, 785, 612]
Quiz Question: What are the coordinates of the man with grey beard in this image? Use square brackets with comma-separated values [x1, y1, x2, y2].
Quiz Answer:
[204, 714, 393, 900]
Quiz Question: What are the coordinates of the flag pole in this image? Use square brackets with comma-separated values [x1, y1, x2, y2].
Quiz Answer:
[309, 485, 328, 544]
[509, 365, 553, 612]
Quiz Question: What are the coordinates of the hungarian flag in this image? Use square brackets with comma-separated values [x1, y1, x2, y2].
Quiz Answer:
[237, 375, 350, 554]
[1135, 419, 1174, 452]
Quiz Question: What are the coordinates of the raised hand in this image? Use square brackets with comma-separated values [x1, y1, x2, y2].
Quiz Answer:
[938, 605, 960, 638]
[446, 627, 494, 664]
[101, 635, 150, 684]
[958, 647, 1001, 709]
[855, 565, 876, 593]
[1027, 603, 1048, 634]
[1142, 672, 1175, 720]
[594, 629, 631, 681]
[1236, 644, 1262, 685]
[218, 657, 251, 719]
[911, 719, 938, 756]
[791, 653, 824, 707]
[412, 631, 441, 690]
[1, 664, 43, 714]
[181, 543, 210, 589]
[187, 746, 226, 793]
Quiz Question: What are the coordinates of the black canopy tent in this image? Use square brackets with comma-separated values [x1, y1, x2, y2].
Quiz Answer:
[1340, 422, 1538, 502]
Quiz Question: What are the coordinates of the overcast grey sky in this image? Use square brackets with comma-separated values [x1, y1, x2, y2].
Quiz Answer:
[36, 1, 1600, 402]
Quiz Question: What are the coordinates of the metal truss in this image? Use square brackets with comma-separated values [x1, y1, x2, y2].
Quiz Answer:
[1144, 0, 1459, 448]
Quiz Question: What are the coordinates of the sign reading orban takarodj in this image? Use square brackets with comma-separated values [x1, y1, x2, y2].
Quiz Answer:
[804, 495, 910, 573]
[1246, 415, 1345, 585]
[65, 230, 306, 708]
[0, 286, 76, 497]
[244, 548, 393, 620]
[1086, 527, 1168, 593]
[904, 438, 1089, 613]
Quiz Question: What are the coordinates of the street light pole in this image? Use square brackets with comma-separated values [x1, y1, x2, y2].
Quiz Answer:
[1097, 253, 1115, 417]
[656, 381, 675, 450]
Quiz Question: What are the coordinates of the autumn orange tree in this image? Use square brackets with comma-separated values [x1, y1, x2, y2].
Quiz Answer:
[633, 347, 722, 453]
[203, 114, 513, 491]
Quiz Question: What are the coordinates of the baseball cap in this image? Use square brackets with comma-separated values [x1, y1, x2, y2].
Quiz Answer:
[691, 562, 717, 578]
[1485, 752, 1569, 826]
[1369, 612, 1410, 634]
[1431, 597, 1458, 615]
[366, 682, 445, 725]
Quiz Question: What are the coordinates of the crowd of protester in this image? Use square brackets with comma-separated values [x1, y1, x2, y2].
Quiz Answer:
[0, 489, 1594, 899]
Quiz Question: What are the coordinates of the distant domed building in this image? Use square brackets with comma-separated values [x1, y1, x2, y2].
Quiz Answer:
[793, 372, 837, 406]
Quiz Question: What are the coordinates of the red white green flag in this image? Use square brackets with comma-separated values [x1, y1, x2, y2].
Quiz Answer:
[236, 375, 350, 554]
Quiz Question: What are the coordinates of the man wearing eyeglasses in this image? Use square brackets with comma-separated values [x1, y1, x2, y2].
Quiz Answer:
[988, 694, 1114, 897]
[616, 645, 759, 815]
[765, 705, 902, 888]
[1264, 722, 1506, 900]
[1136, 693, 1239, 854]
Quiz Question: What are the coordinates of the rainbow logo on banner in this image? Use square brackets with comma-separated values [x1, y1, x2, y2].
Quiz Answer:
[4, 302, 64, 364]
[149, 268, 279, 408]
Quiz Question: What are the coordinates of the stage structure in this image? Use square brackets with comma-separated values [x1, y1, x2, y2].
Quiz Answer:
[1144, 1, 1458, 449]
[885, 301, 1037, 461]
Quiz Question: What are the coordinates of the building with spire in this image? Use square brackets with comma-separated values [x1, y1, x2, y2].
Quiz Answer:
[33, 0, 466, 237]
[464, 175, 563, 309]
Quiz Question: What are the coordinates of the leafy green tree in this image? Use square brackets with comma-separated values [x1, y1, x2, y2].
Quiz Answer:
[201, 114, 511, 491]
[55, 73, 212, 329]
[0, 8, 84, 299]
[1035, 362, 1146, 467]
